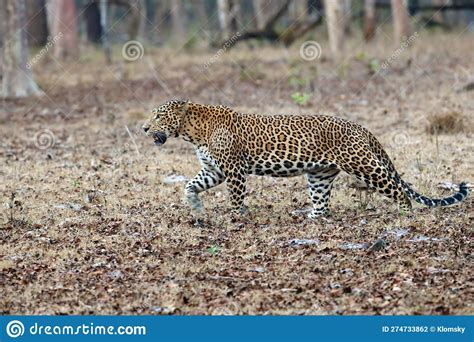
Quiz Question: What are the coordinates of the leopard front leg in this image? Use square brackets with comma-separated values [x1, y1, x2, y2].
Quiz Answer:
[225, 171, 247, 214]
[207, 127, 248, 215]
[185, 168, 224, 212]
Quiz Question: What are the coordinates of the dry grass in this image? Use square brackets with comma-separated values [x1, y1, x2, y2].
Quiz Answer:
[426, 110, 468, 135]
[0, 32, 473, 315]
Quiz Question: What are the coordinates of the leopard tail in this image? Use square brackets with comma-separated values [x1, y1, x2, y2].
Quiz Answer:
[400, 180, 469, 207]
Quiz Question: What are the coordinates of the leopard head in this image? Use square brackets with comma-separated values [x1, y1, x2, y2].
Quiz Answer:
[142, 100, 189, 146]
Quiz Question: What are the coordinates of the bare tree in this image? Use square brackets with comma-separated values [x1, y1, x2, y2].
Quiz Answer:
[253, 0, 284, 30]
[1, 0, 43, 98]
[252, 0, 266, 30]
[217, 0, 240, 41]
[0, 1, 4, 46]
[26, 0, 48, 47]
[170, 0, 187, 44]
[391, 0, 411, 45]
[100, 0, 111, 63]
[364, 0, 376, 41]
[48, 0, 78, 59]
[137, 0, 147, 39]
[223, 0, 322, 48]
[342, 0, 352, 35]
[92, 0, 143, 41]
[84, 1, 102, 43]
[153, 0, 170, 43]
[127, 0, 143, 40]
[325, 0, 345, 59]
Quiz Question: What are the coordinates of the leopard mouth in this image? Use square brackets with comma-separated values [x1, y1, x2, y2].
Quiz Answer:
[153, 132, 167, 146]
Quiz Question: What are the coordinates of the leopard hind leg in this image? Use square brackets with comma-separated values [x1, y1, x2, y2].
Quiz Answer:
[306, 168, 341, 219]
[341, 158, 412, 213]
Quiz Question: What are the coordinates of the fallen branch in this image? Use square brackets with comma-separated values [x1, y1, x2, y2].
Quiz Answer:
[219, 0, 295, 48]
[221, 13, 322, 48]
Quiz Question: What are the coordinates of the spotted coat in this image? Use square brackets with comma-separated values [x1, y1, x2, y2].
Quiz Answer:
[143, 100, 469, 218]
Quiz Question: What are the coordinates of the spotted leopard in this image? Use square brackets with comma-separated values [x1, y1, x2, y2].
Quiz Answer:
[142, 100, 469, 218]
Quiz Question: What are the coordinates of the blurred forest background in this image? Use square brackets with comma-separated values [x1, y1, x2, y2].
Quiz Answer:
[1, 0, 474, 97]
[0, 1, 473, 315]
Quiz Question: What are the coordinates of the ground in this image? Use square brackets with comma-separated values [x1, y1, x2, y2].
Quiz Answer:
[0, 32, 473, 315]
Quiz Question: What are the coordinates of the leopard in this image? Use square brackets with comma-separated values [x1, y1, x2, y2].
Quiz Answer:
[142, 100, 469, 219]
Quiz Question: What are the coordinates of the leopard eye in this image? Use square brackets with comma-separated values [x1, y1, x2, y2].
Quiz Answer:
[152, 108, 161, 119]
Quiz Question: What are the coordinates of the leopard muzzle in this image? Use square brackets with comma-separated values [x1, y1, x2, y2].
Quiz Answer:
[153, 131, 167, 146]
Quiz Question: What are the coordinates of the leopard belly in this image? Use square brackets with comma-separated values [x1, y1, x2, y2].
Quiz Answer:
[247, 157, 333, 177]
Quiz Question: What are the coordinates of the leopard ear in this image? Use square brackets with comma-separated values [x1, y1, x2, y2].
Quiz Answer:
[178, 100, 190, 115]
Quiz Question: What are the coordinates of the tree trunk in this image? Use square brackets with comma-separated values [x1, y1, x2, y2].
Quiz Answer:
[128, 0, 143, 40]
[231, 1, 241, 34]
[26, 0, 48, 47]
[48, 0, 78, 59]
[100, 0, 111, 63]
[253, 0, 266, 30]
[342, 0, 352, 35]
[153, 0, 170, 43]
[84, 2, 102, 43]
[217, 0, 230, 40]
[217, 0, 239, 41]
[0, 0, 5, 46]
[364, 0, 376, 41]
[391, 0, 411, 45]
[1, 0, 43, 98]
[170, 0, 187, 43]
[324, 0, 345, 60]
[137, 0, 147, 39]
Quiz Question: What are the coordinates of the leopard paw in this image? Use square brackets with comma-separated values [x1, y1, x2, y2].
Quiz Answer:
[307, 209, 325, 219]
[185, 193, 204, 212]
